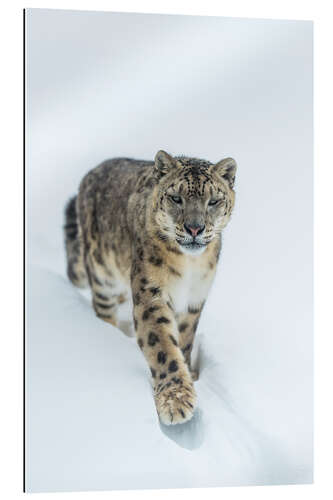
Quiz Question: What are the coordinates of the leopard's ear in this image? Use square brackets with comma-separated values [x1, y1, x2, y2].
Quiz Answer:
[154, 150, 176, 176]
[211, 158, 237, 189]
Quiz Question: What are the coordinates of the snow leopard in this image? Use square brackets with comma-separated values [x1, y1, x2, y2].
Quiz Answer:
[64, 150, 237, 425]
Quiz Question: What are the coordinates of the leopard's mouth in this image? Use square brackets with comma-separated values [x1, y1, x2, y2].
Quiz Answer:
[176, 239, 208, 254]
[180, 241, 206, 249]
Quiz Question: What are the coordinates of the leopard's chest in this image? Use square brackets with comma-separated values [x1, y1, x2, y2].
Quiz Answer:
[168, 260, 213, 314]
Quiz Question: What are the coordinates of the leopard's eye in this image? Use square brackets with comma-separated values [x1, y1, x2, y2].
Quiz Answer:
[208, 199, 219, 206]
[171, 195, 182, 204]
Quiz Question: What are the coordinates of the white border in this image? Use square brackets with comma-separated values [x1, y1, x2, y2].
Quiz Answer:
[1, 1, 332, 499]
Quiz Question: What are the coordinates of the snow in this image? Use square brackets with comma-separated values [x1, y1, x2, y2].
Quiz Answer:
[25, 9, 313, 492]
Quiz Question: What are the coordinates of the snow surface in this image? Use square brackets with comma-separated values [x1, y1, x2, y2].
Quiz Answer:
[26, 9, 313, 492]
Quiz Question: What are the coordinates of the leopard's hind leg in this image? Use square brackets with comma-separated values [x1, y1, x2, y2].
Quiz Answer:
[87, 254, 124, 326]
[64, 196, 88, 288]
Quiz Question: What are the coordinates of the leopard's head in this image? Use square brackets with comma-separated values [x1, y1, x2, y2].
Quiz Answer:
[153, 150, 237, 256]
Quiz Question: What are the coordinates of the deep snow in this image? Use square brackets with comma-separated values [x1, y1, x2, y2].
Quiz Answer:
[25, 9, 313, 492]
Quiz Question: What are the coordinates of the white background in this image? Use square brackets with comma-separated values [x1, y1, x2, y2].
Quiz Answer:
[25, 7, 313, 493]
[0, 0, 329, 497]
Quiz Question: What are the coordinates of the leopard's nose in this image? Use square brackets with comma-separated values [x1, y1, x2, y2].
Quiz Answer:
[184, 223, 205, 237]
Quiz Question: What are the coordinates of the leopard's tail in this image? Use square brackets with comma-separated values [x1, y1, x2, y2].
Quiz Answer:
[64, 196, 88, 288]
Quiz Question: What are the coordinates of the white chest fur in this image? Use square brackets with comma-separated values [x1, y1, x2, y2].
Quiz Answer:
[168, 256, 213, 314]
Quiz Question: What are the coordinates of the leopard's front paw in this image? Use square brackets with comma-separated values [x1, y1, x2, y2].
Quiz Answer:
[154, 377, 196, 425]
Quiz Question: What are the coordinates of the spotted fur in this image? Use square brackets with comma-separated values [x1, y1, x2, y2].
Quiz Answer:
[64, 150, 236, 425]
